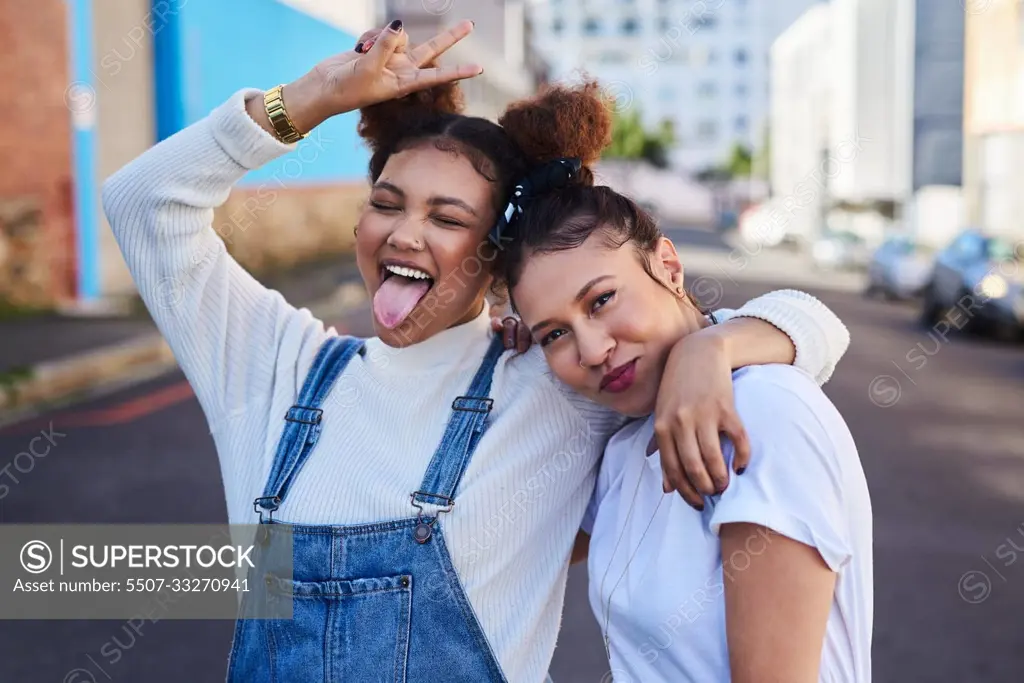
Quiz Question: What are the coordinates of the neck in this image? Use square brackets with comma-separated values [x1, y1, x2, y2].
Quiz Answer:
[674, 298, 712, 340]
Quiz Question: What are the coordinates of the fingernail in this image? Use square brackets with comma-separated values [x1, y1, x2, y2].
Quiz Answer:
[388, 19, 403, 33]
[354, 42, 364, 53]
[737, 467, 746, 475]
[691, 502, 705, 512]
[363, 39, 376, 52]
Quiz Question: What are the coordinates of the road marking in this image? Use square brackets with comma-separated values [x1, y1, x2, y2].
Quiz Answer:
[0, 381, 194, 436]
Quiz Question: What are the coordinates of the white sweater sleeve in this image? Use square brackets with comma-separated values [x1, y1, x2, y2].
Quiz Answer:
[712, 289, 851, 386]
[102, 88, 331, 433]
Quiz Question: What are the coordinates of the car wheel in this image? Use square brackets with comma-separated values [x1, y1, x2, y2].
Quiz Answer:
[919, 285, 943, 327]
[991, 319, 1021, 343]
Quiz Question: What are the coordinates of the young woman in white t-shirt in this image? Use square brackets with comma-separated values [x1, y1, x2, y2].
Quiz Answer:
[505, 185, 873, 680]
[102, 21, 853, 682]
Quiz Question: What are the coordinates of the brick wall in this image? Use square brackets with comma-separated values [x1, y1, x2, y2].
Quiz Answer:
[0, 0, 75, 307]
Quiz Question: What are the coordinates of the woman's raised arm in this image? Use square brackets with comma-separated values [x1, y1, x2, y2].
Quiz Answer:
[102, 21, 482, 432]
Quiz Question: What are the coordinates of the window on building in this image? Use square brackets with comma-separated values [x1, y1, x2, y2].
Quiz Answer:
[552, 18, 564, 34]
[735, 48, 749, 65]
[690, 15, 717, 31]
[622, 17, 639, 34]
[583, 17, 602, 35]
[659, 86, 675, 103]
[735, 82, 748, 98]
[658, 16, 671, 32]
[696, 120, 718, 142]
[697, 81, 717, 98]
[735, 116, 748, 133]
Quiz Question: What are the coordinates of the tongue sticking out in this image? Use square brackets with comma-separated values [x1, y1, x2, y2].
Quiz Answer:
[373, 276, 432, 329]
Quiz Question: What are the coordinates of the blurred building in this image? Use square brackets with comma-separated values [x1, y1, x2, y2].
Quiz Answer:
[382, 0, 545, 120]
[769, 0, 964, 248]
[963, 0, 1024, 242]
[824, 0, 913, 245]
[768, 3, 833, 245]
[527, 0, 820, 172]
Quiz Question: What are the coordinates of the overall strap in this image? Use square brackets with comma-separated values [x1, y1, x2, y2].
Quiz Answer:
[412, 335, 506, 512]
[255, 335, 365, 520]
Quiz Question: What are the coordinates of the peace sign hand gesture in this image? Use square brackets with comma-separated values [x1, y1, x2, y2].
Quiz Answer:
[273, 20, 482, 135]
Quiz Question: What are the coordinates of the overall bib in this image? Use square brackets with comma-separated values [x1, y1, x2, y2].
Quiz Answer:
[226, 334, 509, 682]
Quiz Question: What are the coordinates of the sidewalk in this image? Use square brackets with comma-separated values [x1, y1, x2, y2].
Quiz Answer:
[0, 255, 366, 426]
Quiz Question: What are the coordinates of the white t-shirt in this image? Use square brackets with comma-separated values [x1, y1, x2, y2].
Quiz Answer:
[584, 364, 873, 683]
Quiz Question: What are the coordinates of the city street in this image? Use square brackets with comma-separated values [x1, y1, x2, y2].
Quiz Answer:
[2, 231, 1023, 682]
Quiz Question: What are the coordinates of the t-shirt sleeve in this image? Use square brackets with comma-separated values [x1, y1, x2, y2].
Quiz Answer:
[708, 373, 853, 572]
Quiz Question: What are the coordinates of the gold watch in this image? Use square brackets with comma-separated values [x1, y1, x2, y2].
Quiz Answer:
[263, 85, 308, 144]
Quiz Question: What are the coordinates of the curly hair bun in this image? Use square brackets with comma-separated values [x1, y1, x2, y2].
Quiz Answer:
[357, 77, 465, 153]
[498, 79, 613, 186]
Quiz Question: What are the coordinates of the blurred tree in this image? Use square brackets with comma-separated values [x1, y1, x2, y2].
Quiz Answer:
[605, 109, 675, 169]
[724, 142, 753, 177]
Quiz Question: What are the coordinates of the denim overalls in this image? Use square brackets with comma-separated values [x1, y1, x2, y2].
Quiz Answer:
[226, 334, 509, 682]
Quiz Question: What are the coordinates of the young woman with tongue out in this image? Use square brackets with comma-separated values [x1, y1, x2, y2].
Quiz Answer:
[102, 19, 851, 683]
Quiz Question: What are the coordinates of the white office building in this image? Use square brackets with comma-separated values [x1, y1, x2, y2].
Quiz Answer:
[770, 0, 964, 248]
[528, 0, 821, 171]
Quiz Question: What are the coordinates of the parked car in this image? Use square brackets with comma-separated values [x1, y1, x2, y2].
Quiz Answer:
[865, 235, 934, 300]
[920, 229, 1024, 340]
[810, 230, 872, 271]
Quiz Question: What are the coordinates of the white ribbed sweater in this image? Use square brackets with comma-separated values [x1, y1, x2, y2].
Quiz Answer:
[101, 88, 850, 683]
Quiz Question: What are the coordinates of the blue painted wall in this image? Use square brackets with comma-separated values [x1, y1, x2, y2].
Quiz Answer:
[155, 0, 369, 186]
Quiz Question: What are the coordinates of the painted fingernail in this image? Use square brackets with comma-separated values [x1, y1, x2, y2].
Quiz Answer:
[354, 42, 364, 53]
[737, 467, 747, 475]
[363, 39, 376, 52]
[691, 502, 705, 512]
[388, 19, 403, 33]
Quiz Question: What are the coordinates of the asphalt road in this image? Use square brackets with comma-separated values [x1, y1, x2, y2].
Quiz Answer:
[2, 240, 1023, 682]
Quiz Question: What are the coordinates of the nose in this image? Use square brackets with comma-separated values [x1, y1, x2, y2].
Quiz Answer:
[576, 323, 615, 369]
[387, 217, 425, 252]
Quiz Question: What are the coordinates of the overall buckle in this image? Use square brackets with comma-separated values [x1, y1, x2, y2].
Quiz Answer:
[254, 496, 281, 523]
[410, 492, 455, 544]
[285, 406, 323, 425]
[451, 396, 493, 413]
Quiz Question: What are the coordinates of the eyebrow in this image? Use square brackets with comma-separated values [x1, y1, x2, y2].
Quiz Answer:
[372, 181, 478, 217]
[529, 275, 614, 334]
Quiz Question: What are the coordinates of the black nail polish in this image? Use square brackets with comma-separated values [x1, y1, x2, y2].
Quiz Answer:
[354, 42, 364, 53]
[692, 502, 704, 512]
[389, 19, 403, 32]
[737, 467, 747, 475]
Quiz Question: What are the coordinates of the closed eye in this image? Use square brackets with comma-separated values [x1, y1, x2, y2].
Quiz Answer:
[432, 215, 466, 228]
[370, 200, 399, 212]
